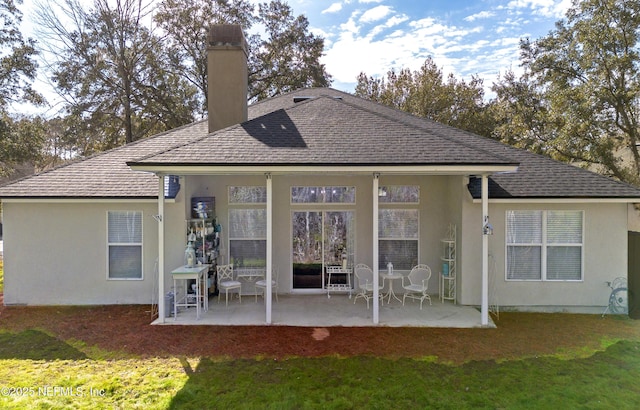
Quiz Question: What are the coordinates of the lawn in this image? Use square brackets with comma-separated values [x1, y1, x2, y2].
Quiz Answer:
[1, 259, 639, 409]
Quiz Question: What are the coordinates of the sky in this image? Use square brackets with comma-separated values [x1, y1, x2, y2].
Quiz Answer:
[17, 0, 573, 112]
[286, 0, 572, 94]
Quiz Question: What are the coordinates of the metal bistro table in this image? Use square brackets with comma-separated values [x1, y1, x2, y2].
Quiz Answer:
[172, 264, 209, 320]
[235, 267, 266, 295]
[380, 270, 403, 304]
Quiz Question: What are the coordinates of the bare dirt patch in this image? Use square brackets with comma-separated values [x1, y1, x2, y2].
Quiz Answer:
[1, 299, 638, 364]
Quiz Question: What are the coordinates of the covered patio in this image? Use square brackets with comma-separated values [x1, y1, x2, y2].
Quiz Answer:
[153, 294, 494, 328]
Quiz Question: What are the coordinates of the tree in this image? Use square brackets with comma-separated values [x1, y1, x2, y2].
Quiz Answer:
[355, 57, 492, 137]
[248, 1, 331, 101]
[518, 0, 640, 186]
[489, 69, 557, 154]
[154, 0, 331, 111]
[0, 0, 44, 176]
[153, 0, 255, 116]
[0, 0, 43, 109]
[35, 0, 198, 153]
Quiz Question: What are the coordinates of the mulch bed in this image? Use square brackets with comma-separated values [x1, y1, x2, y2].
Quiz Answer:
[1, 295, 638, 364]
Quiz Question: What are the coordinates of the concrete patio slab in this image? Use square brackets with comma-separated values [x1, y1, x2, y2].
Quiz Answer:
[153, 294, 495, 328]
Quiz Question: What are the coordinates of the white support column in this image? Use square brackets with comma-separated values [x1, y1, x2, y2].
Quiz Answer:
[481, 174, 489, 326]
[265, 173, 273, 324]
[157, 174, 166, 323]
[372, 173, 380, 324]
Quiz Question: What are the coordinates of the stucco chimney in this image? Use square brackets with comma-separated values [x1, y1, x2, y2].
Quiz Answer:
[207, 24, 248, 133]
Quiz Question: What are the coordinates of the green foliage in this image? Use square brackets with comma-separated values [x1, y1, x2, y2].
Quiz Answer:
[154, 0, 332, 110]
[0, 0, 43, 109]
[0, 0, 45, 176]
[249, 1, 331, 101]
[355, 57, 493, 137]
[500, 0, 640, 186]
[153, 0, 255, 116]
[0, 113, 46, 176]
[35, 0, 198, 154]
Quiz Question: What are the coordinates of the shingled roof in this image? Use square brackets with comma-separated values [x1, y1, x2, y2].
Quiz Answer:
[1, 87, 639, 200]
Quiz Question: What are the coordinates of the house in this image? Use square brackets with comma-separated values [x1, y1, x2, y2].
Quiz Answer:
[1, 25, 639, 326]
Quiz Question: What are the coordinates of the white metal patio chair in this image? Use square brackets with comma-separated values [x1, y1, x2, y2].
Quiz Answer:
[402, 264, 432, 309]
[255, 267, 279, 303]
[353, 263, 383, 309]
[217, 264, 241, 306]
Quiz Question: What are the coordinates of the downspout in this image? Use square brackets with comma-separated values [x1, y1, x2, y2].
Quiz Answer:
[157, 173, 166, 323]
[373, 173, 380, 324]
[481, 174, 489, 326]
[266, 173, 273, 324]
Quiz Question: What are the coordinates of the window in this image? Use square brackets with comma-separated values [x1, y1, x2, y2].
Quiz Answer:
[229, 187, 267, 268]
[378, 185, 419, 203]
[229, 186, 267, 204]
[506, 210, 583, 281]
[378, 185, 419, 270]
[107, 211, 142, 279]
[291, 186, 355, 203]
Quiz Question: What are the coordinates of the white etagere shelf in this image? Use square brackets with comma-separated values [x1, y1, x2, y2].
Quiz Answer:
[439, 224, 456, 304]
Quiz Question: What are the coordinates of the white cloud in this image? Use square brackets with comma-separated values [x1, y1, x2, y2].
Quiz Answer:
[359, 0, 382, 3]
[360, 5, 392, 23]
[464, 11, 496, 22]
[322, 3, 343, 14]
[505, 0, 570, 19]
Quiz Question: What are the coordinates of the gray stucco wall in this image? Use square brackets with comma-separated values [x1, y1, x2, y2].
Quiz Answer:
[3, 173, 628, 311]
[460, 195, 629, 312]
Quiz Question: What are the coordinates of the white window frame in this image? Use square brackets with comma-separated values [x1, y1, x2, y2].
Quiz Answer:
[107, 210, 143, 280]
[228, 186, 267, 268]
[505, 210, 584, 282]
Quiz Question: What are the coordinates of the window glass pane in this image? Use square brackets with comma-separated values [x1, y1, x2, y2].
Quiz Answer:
[109, 246, 142, 279]
[229, 209, 266, 238]
[230, 240, 266, 268]
[229, 186, 267, 203]
[547, 246, 582, 280]
[379, 240, 418, 270]
[506, 211, 542, 244]
[291, 186, 355, 203]
[108, 211, 142, 243]
[378, 186, 419, 203]
[378, 209, 418, 239]
[547, 211, 582, 244]
[507, 246, 541, 280]
[325, 187, 356, 203]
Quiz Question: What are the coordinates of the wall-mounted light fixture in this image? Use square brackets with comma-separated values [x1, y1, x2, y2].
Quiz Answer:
[482, 216, 493, 235]
[152, 215, 162, 222]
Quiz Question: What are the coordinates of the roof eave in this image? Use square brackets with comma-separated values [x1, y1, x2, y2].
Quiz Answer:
[127, 163, 519, 176]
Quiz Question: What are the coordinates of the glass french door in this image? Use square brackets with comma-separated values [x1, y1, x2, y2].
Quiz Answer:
[292, 211, 354, 290]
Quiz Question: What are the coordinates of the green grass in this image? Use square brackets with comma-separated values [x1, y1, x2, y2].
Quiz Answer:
[1, 257, 638, 408]
[0, 328, 639, 409]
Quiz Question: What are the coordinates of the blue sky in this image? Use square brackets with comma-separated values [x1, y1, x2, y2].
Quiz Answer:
[285, 0, 572, 94]
[18, 0, 572, 112]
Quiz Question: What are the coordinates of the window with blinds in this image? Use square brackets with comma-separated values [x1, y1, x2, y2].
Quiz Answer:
[229, 188, 267, 268]
[378, 183, 420, 272]
[506, 210, 583, 281]
[107, 211, 143, 279]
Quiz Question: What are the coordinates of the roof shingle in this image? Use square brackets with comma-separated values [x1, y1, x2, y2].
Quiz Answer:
[1, 87, 639, 200]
